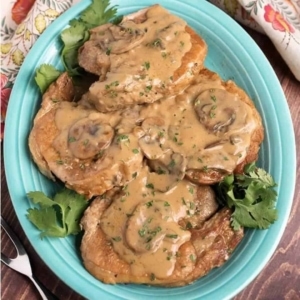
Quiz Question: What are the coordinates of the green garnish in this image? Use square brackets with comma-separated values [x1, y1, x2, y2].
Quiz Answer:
[189, 254, 196, 262]
[146, 183, 154, 189]
[117, 134, 129, 143]
[61, 0, 117, 75]
[143, 61, 150, 70]
[215, 163, 278, 230]
[68, 136, 76, 143]
[35, 64, 62, 94]
[166, 234, 178, 239]
[26, 189, 88, 238]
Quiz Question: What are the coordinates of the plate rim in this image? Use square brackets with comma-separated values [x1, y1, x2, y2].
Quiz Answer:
[3, 0, 296, 299]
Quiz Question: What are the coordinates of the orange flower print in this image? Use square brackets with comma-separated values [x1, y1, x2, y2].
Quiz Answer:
[1, 74, 12, 140]
[264, 4, 295, 33]
[11, 0, 36, 25]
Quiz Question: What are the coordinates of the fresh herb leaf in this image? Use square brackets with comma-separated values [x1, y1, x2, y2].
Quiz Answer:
[79, 0, 117, 29]
[61, 22, 89, 76]
[215, 163, 278, 230]
[35, 64, 62, 94]
[60, 0, 118, 75]
[26, 189, 88, 238]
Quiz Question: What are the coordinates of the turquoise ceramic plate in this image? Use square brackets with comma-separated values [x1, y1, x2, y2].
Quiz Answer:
[4, 0, 296, 299]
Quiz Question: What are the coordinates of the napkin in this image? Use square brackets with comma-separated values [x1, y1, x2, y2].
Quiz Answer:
[1, 0, 299, 140]
[208, 0, 300, 80]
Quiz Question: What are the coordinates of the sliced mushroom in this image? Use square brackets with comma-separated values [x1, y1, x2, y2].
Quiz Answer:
[78, 22, 145, 76]
[204, 139, 227, 150]
[90, 22, 145, 54]
[125, 200, 190, 254]
[68, 118, 114, 159]
[194, 89, 237, 135]
[185, 167, 229, 185]
[180, 185, 219, 229]
[108, 23, 145, 54]
[125, 200, 170, 254]
[147, 150, 187, 192]
[138, 117, 167, 160]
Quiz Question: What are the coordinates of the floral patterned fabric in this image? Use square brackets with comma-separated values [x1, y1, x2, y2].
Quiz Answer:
[209, 0, 300, 81]
[0, 0, 79, 140]
[0, 0, 299, 140]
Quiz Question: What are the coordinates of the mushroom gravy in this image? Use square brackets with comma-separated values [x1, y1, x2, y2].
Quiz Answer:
[100, 166, 197, 279]
[49, 72, 258, 278]
[79, 4, 196, 112]
[138, 72, 257, 180]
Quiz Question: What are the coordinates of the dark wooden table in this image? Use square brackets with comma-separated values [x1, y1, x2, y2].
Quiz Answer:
[1, 27, 300, 300]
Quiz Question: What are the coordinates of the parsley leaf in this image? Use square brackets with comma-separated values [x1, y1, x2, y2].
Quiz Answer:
[216, 163, 278, 230]
[26, 189, 88, 238]
[35, 64, 62, 94]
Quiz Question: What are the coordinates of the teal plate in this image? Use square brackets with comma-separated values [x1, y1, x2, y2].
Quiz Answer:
[4, 0, 296, 299]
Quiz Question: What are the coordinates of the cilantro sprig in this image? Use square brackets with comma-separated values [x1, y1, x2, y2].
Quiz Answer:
[61, 0, 118, 75]
[34, 0, 119, 92]
[215, 163, 278, 230]
[27, 189, 88, 238]
[35, 64, 62, 94]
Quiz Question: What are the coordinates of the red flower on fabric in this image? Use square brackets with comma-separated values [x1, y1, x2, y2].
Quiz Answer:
[11, 0, 36, 25]
[264, 4, 295, 33]
[1, 74, 12, 140]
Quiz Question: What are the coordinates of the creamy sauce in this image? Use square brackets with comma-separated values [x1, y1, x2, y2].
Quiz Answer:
[50, 72, 256, 273]
[50, 102, 143, 195]
[100, 166, 196, 279]
[81, 5, 192, 111]
[138, 74, 257, 174]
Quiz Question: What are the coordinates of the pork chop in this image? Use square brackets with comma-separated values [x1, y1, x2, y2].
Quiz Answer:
[78, 4, 207, 112]
[80, 166, 243, 285]
[29, 73, 143, 198]
[137, 68, 264, 185]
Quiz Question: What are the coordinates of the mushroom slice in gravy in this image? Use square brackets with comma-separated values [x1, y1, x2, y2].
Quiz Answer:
[125, 200, 190, 255]
[147, 150, 187, 192]
[138, 116, 168, 160]
[68, 118, 114, 159]
[80, 166, 244, 285]
[78, 4, 207, 112]
[139, 68, 264, 184]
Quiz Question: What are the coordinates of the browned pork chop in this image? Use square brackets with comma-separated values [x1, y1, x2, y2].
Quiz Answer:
[29, 73, 143, 198]
[78, 4, 207, 112]
[137, 68, 264, 185]
[80, 166, 243, 286]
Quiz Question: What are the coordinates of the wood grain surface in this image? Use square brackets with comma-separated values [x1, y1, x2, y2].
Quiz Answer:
[1, 27, 300, 300]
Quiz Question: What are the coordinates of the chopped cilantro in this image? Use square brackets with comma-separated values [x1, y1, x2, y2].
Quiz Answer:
[143, 61, 150, 70]
[166, 234, 178, 239]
